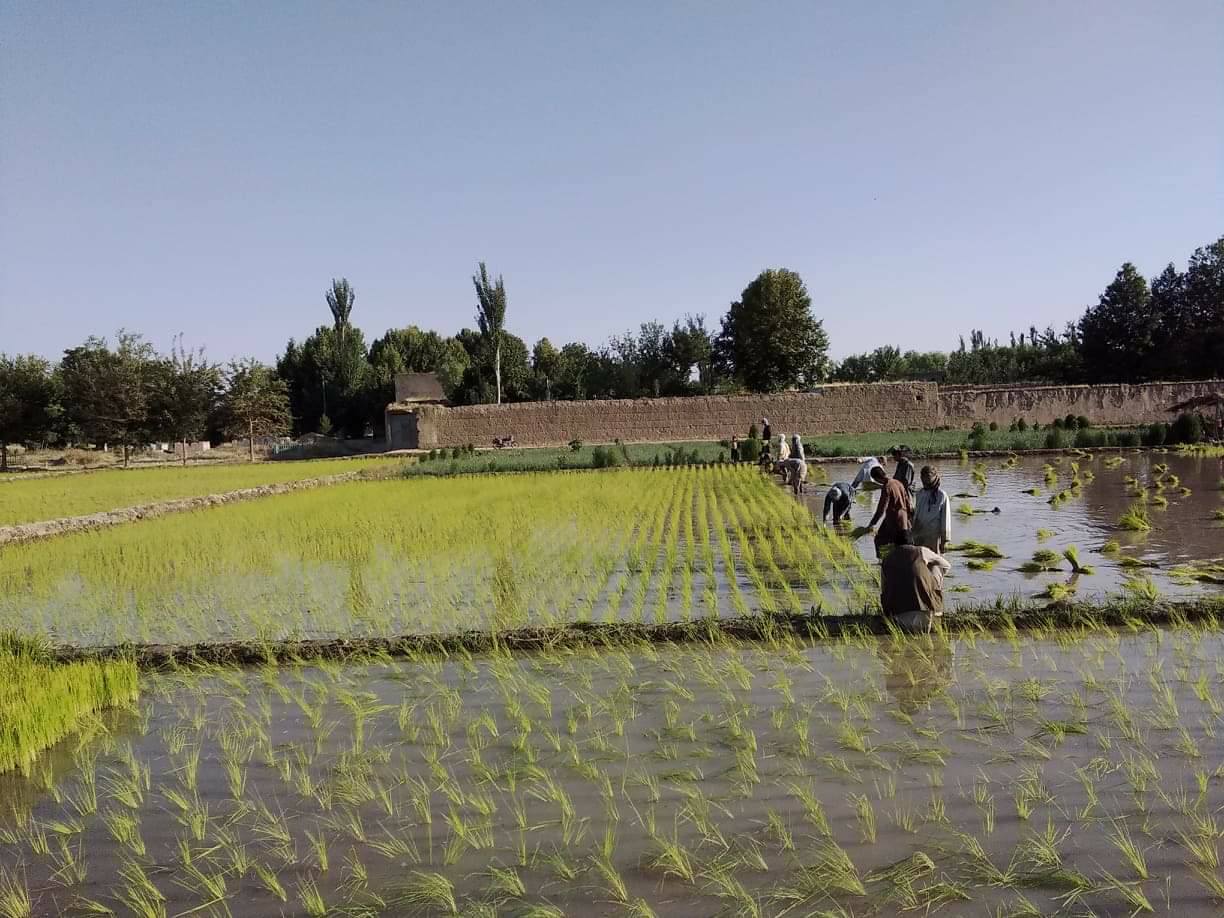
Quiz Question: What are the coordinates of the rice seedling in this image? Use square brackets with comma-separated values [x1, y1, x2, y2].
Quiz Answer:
[1118, 501, 1152, 531]
[1062, 545, 1094, 575]
[1019, 549, 1062, 573]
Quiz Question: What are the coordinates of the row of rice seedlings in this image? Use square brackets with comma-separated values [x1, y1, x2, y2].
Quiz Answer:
[5, 621, 1224, 913]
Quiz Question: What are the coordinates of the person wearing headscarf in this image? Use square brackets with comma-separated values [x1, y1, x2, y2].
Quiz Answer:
[852, 456, 886, 491]
[790, 434, 805, 462]
[783, 455, 808, 494]
[823, 480, 857, 524]
[891, 446, 916, 493]
[911, 465, 951, 553]
[777, 434, 790, 463]
[761, 418, 772, 443]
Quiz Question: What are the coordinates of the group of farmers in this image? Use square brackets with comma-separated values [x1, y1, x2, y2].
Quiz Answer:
[740, 418, 954, 634]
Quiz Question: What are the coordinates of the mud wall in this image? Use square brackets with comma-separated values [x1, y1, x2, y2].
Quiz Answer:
[393, 384, 939, 449]
[384, 379, 1221, 449]
[938, 380, 1222, 428]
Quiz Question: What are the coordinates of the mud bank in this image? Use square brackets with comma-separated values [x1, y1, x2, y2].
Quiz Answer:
[0, 469, 385, 546]
[47, 597, 1224, 669]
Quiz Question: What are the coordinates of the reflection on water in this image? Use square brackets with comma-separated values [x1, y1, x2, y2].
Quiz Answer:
[877, 636, 954, 714]
[804, 451, 1224, 604]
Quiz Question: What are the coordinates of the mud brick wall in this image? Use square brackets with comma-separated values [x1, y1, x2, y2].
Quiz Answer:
[385, 379, 1222, 449]
[395, 383, 939, 449]
[938, 380, 1222, 428]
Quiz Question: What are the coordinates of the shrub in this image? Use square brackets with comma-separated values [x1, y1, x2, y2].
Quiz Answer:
[1114, 430, 1141, 448]
[568, 438, 583, 452]
[1076, 416, 1091, 430]
[1016, 418, 1028, 432]
[1051, 417, 1063, 430]
[1044, 429, 1068, 449]
[1064, 413, 1079, 430]
[967, 423, 989, 451]
[748, 423, 759, 441]
[741, 437, 761, 463]
[1142, 423, 1168, 447]
[988, 421, 998, 432]
[1169, 412, 1204, 445]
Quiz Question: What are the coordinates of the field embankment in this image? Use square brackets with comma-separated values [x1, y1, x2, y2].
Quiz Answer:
[0, 456, 405, 530]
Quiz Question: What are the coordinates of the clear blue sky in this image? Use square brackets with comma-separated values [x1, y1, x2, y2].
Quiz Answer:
[3, 1, 1221, 365]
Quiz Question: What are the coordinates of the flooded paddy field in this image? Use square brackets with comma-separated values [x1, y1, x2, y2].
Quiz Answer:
[810, 450, 1224, 606]
[3, 454, 1222, 650]
[3, 626, 1224, 915]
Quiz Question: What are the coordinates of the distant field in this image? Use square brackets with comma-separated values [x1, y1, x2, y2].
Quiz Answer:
[0, 457, 405, 526]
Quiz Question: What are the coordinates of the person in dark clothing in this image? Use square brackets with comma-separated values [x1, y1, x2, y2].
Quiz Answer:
[868, 465, 914, 557]
[823, 481, 856, 524]
[730, 436, 740, 464]
[879, 530, 950, 634]
[891, 446, 916, 493]
[761, 418, 772, 444]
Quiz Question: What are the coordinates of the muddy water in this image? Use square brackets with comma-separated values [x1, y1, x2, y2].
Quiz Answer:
[3, 627, 1223, 915]
[801, 450, 1224, 604]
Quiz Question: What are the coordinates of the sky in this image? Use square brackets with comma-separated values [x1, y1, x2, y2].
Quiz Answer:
[2, 1, 1222, 365]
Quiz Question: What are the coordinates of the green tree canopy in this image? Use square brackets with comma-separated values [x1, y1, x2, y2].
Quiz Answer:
[1078, 263, 1155, 381]
[0, 354, 60, 471]
[58, 332, 160, 465]
[472, 262, 508, 404]
[223, 359, 292, 461]
[717, 268, 830, 392]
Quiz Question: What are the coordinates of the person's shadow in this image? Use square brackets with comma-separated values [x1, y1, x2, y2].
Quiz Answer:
[877, 635, 954, 715]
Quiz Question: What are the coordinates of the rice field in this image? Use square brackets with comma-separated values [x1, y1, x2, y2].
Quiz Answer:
[0, 457, 404, 527]
[2, 624, 1224, 915]
[4, 451, 1224, 915]
[0, 467, 877, 648]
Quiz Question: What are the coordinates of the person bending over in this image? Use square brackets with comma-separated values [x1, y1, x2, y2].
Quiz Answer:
[852, 456, 886, 491]
[867, 465, 913, 557]
[880, 530, 951, 634]
[823, 481, 857, 523]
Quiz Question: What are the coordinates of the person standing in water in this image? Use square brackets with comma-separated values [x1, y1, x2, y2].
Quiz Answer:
[879, 530, 951, 633]
[911, 465, 951, 553]
[891, 446, 916, 493]
[852, 456, 886, 491]
[761, 418, 771, 444]
[867, 465, 913, 557]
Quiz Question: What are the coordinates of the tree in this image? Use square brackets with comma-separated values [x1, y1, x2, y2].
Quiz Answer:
[223, 359, 292, 461]
[1180, 236, 1224, 378]
[1078, 263, 1155, 381]
[472, 262, 508, 404]
[58, 332, 159, 466]
[277, 324, 373, 437]
[0, 354, 59, 471]
[717, 268, 830, 392]
[455, 330, 531, 405]
[665, 314, 715, 393]
[151, 338, 221, 465]
[326, 278, 356, 344]
[368, 326, 469, 402]
[530, 338, 560, 400]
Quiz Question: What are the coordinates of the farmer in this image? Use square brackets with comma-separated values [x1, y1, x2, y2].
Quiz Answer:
[891, 446, 916, 493]
[866, 465, 913, 557]
[911, 465, 951, 553]
[761, 417, 772, 444]
[822, 480, 857, 524]
[879, 530, 951, 634]
[730, 436, 741, 464]
[791, 434, 805, 462]
[851, 456, 886, 491]
[777, 434, 790, 463]
[782, 455, 808, 494]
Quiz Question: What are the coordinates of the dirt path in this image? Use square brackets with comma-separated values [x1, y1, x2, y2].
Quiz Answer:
[0, 469, 386, 547]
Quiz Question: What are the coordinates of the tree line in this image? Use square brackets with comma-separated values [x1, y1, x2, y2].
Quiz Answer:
[2, 235, 1220, 461]
[833, 235, 1223, 386]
